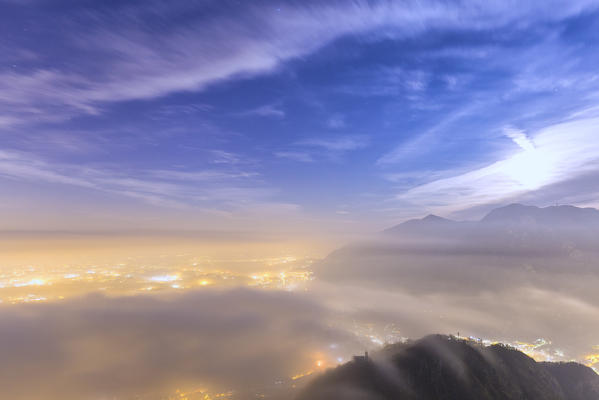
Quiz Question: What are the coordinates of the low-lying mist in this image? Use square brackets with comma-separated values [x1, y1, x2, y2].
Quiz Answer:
[0, 205, 598, 399]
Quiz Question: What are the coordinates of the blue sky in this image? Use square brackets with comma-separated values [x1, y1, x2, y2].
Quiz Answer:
[2, 0, 599, 233]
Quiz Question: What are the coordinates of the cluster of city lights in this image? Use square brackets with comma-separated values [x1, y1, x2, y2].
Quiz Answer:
[587, 346, 599, 373]
[457, 334, 599, 374]
[167, 388, 234, 400]
[0, 256, 314, 304]
[160, 331, 598, 400]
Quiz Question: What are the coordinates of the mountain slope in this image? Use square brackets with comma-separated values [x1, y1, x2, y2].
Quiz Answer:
[316, 203, 599, 292]
[383, 214, 457, 236]
[542, 362, 599, 400]
[481, 204, 599, 227]
[297, 335, 599, 400]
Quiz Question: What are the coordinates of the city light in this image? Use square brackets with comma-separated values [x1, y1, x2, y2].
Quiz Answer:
[0, 255, 315, 304]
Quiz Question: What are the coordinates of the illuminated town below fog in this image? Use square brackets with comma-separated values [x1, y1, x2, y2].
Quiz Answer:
[162, 334, 599, 400]
[0, 255, 314, 304]
[1, 254, 596, 399]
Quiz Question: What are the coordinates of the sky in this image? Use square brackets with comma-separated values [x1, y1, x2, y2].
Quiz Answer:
[2, 0, 599, 235]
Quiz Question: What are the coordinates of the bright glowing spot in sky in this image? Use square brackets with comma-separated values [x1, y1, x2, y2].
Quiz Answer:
[501, 148, 558, 190]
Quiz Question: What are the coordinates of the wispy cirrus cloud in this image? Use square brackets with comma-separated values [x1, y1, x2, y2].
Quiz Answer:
[298, 135, 369, 152]
[275, 135, 368, 163]
[0, 150, 96, 188]
[504, 127, 536, 152]
[326, 114, 346, 129]
[0, 149, 268, 209]
[148, 170, 258, 182]
[274, 135, 370, 163]
[394, 116, 599, 214]
[274, 151, 315, 163]
[236, 104, 286, 119]
[2, 0, 598, 126]
[376, 103, 482, 166]
[209, 150, 245, 165]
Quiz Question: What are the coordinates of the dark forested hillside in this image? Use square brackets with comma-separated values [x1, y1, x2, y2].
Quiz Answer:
[297, 335, 599, 400]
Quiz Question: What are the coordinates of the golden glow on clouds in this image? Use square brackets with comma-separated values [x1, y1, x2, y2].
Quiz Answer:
[0, 235, 319, 304]
[0, 256, 314, 304]
[169, 387, 234, 400]
[587, 346, 599, 374]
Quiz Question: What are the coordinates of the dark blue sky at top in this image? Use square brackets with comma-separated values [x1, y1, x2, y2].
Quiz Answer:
[2, 0, 599, 232]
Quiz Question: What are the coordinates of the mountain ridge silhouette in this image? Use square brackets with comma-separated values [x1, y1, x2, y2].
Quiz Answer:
[384, 204, 599, 235]
[298, 334, 599, 400]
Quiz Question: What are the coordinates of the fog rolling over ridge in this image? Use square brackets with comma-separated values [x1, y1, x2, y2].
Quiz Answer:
[299, 335, 599, 400]
[315, 204, 599, 363]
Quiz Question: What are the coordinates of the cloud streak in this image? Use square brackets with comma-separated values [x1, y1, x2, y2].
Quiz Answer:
[395, 116, 599, 213]
[298, 136, 369, 152]
[0, 149, 269, 209]
[2, 0, 598, 126]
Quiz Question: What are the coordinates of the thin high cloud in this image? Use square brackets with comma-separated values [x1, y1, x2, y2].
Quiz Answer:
[395, 116, 599, 214]
[2, 0, 598, 126]
[376, 105, 479, 166]
[375, 19, 599, 169]
[504, 127, 536, 152]
[275, 151, 315, 163]
[236, 104, 286, 119]
[274, 135, 370, 163]
[298, 136, 369, 152]
[275, 136, 369, 163]
[0, 150, 268, 209]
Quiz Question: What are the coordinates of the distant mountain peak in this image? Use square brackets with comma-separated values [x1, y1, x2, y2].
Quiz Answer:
[481, 203, 539, 222]
[482, 203, 599, 226]
[422, 214, 446, 221]
[383, 204, 599, 235]
[383, 213, 454, 234]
